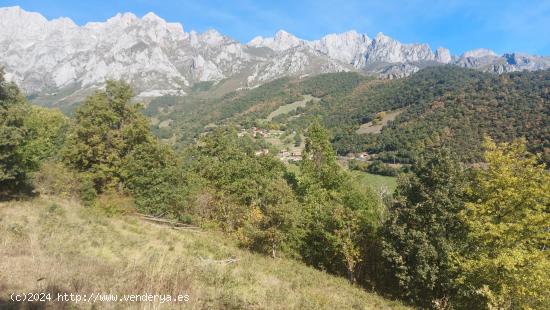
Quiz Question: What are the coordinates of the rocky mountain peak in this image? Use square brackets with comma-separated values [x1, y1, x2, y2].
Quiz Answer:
[374, 32, 393, 42]
[106, 12, 139, 26]
[1, 7, 549, 102]
[199, 29, 229, 46]
[142, 12, 163, 22]
[311, 31, 370, 64]
[462, 48, 498, 58]
[249, 30, 303, 51]
[435, 47, 452, 63]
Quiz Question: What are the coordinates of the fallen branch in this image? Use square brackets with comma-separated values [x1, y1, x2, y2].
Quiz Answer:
[171, 226, 203, 232]
[136, 213, 201, 230]
[199, 257, 239, 264]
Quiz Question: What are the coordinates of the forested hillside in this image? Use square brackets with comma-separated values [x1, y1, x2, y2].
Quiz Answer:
[274, 67, 549, 164]
[145, 66, 549, 165]
[340, 67, 549, 163]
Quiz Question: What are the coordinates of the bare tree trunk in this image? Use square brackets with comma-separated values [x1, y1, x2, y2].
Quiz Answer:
[272, 243, 276, 258]
[347, 264, 355, 284]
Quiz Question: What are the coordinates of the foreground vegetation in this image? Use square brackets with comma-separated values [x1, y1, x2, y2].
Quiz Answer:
[2, 68, 549, 309]
[0, 198, 408, 309]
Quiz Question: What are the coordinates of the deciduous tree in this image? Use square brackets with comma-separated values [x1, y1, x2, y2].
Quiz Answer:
[63, 80, 152, 192]
[380, 149, 468, 307]
[0, 69, 31, 194]
[455, 138, 550, 309]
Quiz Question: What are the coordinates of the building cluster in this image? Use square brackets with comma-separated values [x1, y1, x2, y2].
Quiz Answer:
[278, 149, 302, 162]
[238, 127, 284, 139]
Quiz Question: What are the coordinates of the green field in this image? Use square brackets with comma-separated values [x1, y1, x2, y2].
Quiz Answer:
[286, 164, 397, 193]
[352, 171, 398, 193]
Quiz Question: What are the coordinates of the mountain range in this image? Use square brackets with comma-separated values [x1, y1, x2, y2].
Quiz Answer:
[1, 6, 550, 102]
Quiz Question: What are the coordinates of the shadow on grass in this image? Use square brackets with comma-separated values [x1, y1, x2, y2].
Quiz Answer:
[0, 284, 72, 310]
[0, 182, 39, 202]
[0, 298, 47, 310]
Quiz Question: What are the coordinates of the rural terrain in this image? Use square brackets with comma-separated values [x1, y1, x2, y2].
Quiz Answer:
[1, 5, 549, 310]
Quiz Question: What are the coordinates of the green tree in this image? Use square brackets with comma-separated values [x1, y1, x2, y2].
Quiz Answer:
[0, 69, 31, 195]
[189, 128, 292, 228]
[299, 120, 345, 192]
[122, 142, 187, 218]
[21, 106, 68, 170]
[186, 127, 304, 257]
[239, 178, 302, 258]
[298, 121, 380, 282]
[63, 80, 153, 192]
[293, 131, 302, 147]
[380, 149, 468, 307]
[455, 138, 550, 309]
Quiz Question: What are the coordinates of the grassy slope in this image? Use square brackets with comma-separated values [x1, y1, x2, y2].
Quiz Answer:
[266, 95, 320, 121]
[356, 109, 405, 135]
[0, 197, 408, 309]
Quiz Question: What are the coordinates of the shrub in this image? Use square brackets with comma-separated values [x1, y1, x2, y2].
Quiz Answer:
[367, 160, 399, 176]
[79, 175, 97, 206]
[122, 142, 187, 218]
[348, 159, 369, 172]
[33, 161, 79, 198]
[93, 191, 134, 216]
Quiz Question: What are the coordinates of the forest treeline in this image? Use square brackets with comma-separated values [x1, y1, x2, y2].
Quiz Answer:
[278, 67, 550, 164]
[1, 69, 549, 309]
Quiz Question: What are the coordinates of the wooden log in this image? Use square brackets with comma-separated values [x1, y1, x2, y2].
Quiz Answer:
[137, 213, 201, 230]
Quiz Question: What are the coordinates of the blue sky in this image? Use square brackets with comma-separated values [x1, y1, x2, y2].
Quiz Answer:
[1, 0, 549, 55]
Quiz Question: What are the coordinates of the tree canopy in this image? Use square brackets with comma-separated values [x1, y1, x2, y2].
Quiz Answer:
[455, 138, 550, 309]
[63, 80, 153, 192]
[0, 68, 31, 195]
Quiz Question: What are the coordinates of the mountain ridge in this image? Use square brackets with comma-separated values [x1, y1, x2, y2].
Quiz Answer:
[1, 6, 550, 103]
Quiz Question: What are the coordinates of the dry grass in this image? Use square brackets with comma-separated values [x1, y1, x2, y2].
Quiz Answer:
[0, 197, 409, 309]
[266, 95, 320, 121]
[356, 109, 405, 135]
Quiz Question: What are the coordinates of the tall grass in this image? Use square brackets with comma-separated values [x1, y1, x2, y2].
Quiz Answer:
[0, 197, 408, 309]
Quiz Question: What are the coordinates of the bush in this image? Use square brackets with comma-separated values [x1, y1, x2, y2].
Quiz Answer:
[367, 160, 399, 176]
[93, 191, 134, 216]
[33, 161, 79, 198]
[348, 159, 369, 172]
[122, 143, 187, 218]
[79, 175, 97, 206]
